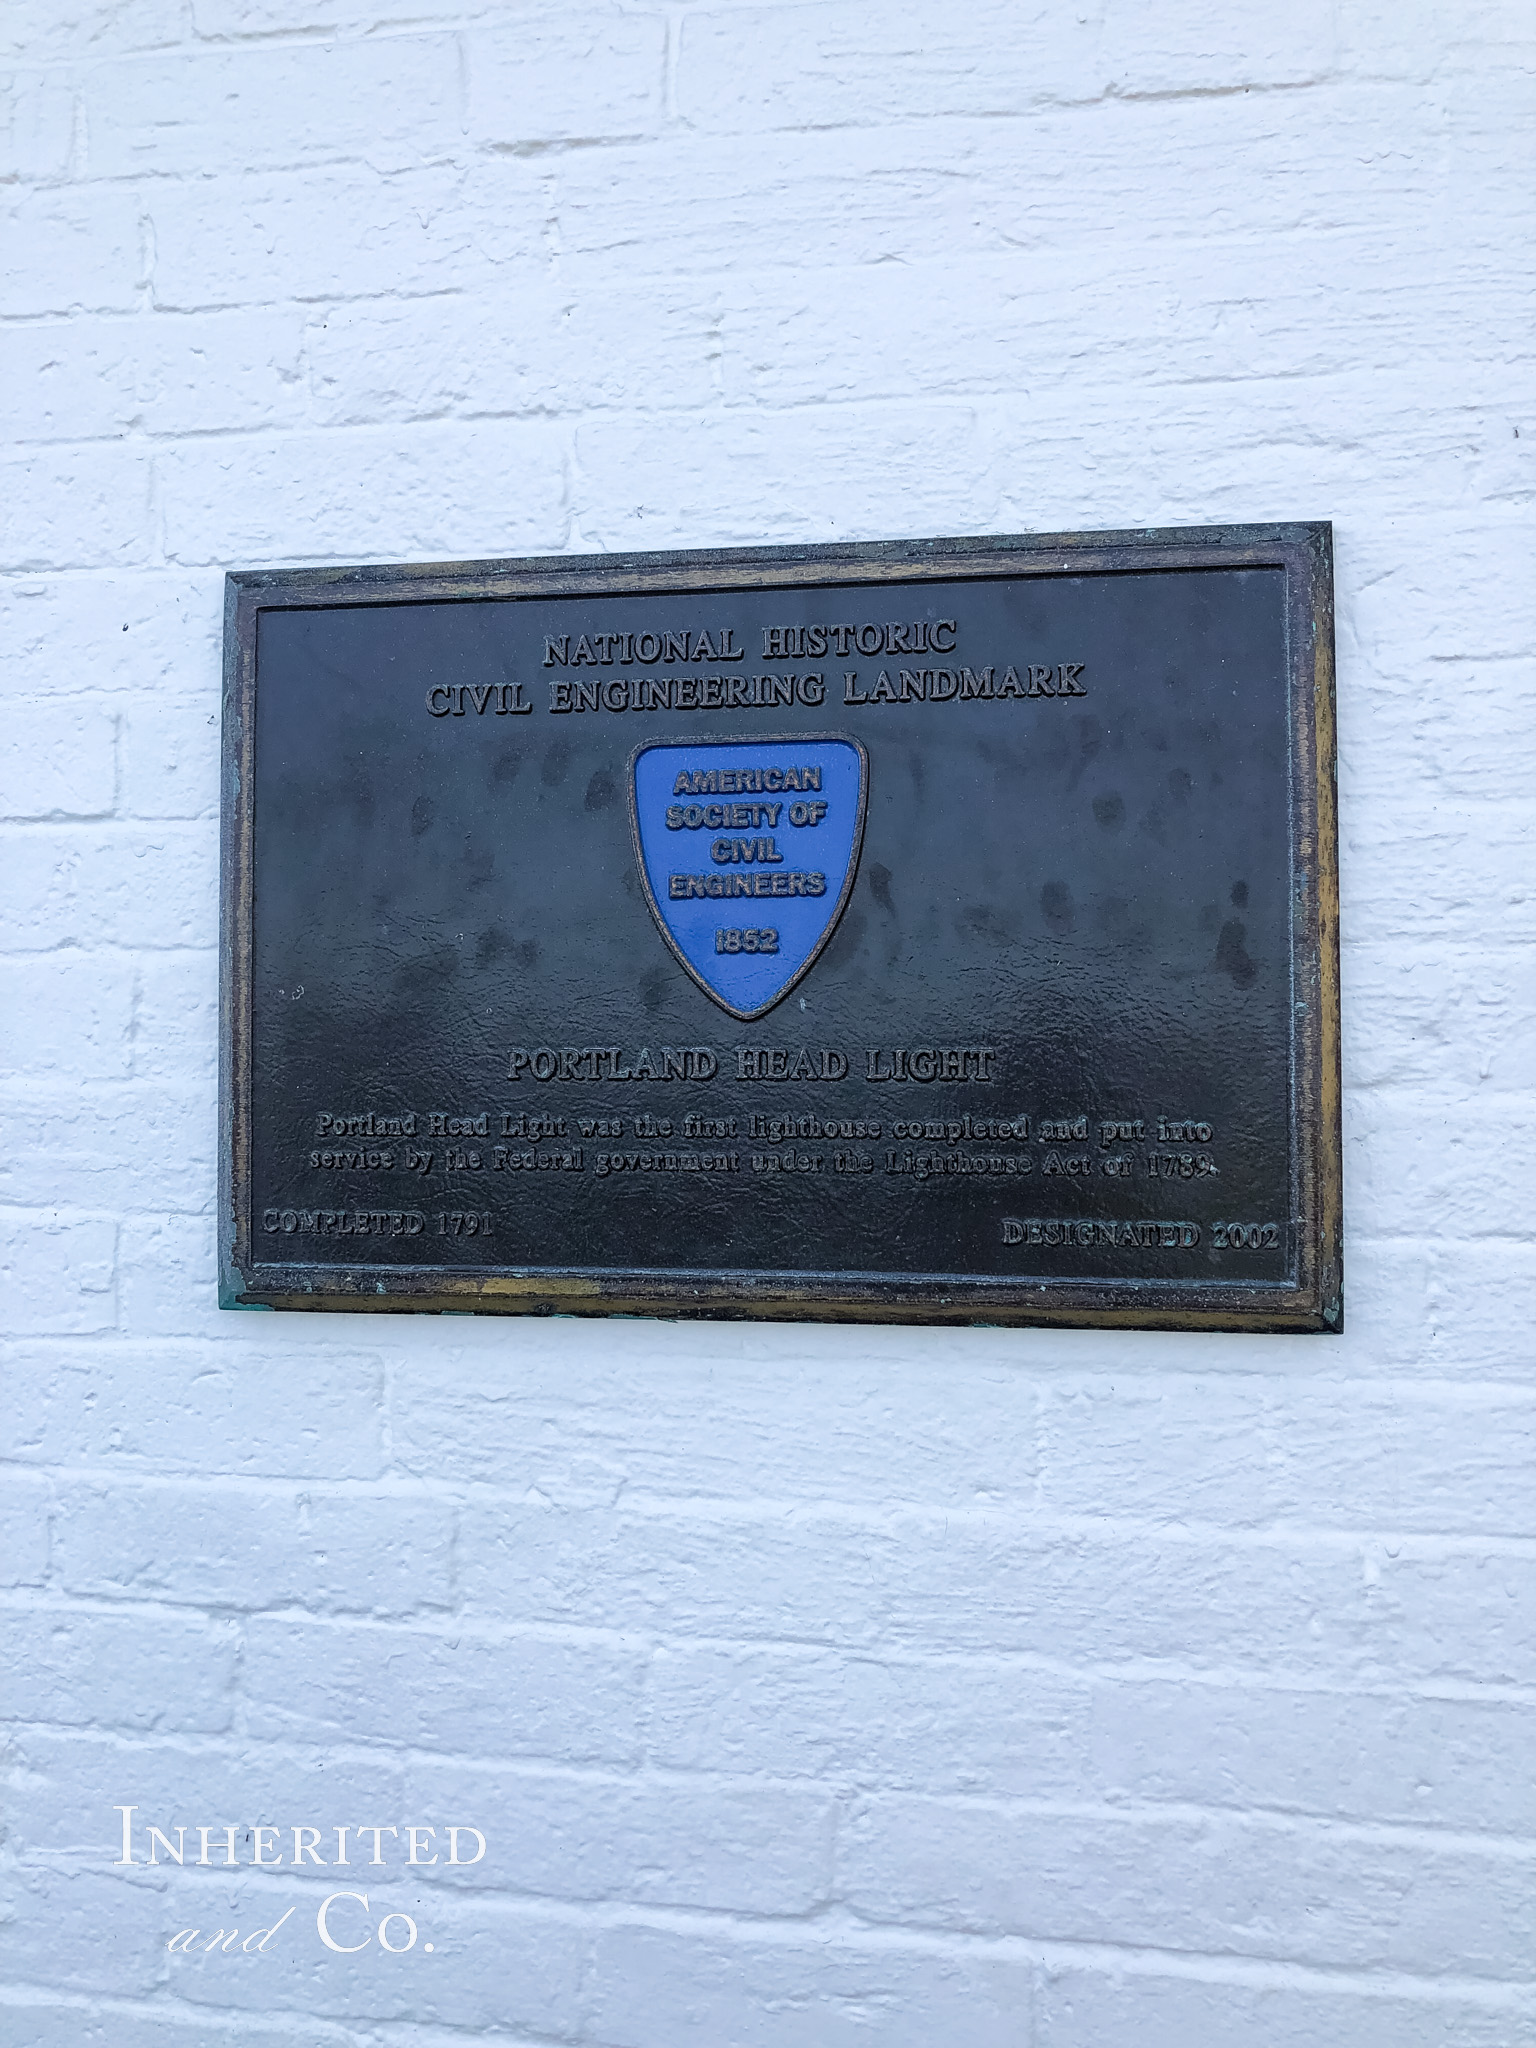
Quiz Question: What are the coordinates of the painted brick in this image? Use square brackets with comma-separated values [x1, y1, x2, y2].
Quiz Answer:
[717, 242, 1529, 410]
[0, 1869, 169, 1997]
[548, 92, 1447, 284]
[1, 1340, 385, 1479]
[1345, 666, 1536, 810]
[1354, 1090, 1534, 1234]
[0, 70, 74, 183]
[647, 1641, 1096, 1797]
[117, 1214, 228, 1342]
[241, 1617, 647, 1763]
[1036, 1968, 1536, 2048]
[1036, 1377, 1536, 1536]
[1345, 939, 1536, 1090]
[157, 420, 570, 566]
[0, 953, 136, 1079]
[0, 1082, 212, 1210]
[1346, 1238, 1536, 1382]
[124, 942, 216, 1073]
[1377, 1545, 1536, 1689]
[586, 1922, 1036, 2048]
[1083, 1673, 1536, 1839]
[1343, 512, 1536, 664]
[391, 1331, 1037, 1505]
[0, 311, 310, 443]
[0, 185, 144, 316]
[465, 11, 667, 146]
[0, 444, 153, 572]
[305, 288, 719, 427]
[0, 2007, 364, 2048]
[80, 37, 464, 180]
[841, 1794, 1536, 1975]
[0, 1, 188, 66]
[191, 0, 570, 29]
[650, 1641, 1536, 1837]
[55, 1479, 455, 1616]
[1100, 0, 1336, 93]
[0, 1471, 51, 1588]
[679, 2, 1104, 133]
[0, 700, 116, 820]
[0, 1606, 238, 1733]
[1338, 802, 1536, 946]
[1270, 1384, 1536, 1535]
[116, 697, 218, 819]
[192, 0, 344, 30]
[145, 164, 539, 313]
[1035, 1375, 1283, 1527]
[0, 1212, 117, 1335]
[571, 406, 991, 550]
[459, 1501, 1392, 1681]
[0, 2001, 372, 2048]
[1371, 0, 1536, 73]
[404, 1758, 835, 1914]
[0, 824, 217, 951]
[977, 386, 1531, 557]
[0, 573, 220, 700]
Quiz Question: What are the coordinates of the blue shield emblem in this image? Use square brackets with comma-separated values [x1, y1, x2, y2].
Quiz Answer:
[630, 735, 868, 1021]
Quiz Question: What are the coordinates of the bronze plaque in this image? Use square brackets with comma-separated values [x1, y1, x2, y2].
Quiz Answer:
[221, 525, 1340, 1330]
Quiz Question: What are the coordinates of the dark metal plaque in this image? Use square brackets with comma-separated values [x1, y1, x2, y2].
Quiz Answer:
[221, 525, 1340, 1330]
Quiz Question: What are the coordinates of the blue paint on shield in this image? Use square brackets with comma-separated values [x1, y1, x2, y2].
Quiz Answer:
[631, 735, 868, 1020]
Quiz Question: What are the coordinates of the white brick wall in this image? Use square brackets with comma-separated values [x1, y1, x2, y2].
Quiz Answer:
[1, 2, 1533, 2040]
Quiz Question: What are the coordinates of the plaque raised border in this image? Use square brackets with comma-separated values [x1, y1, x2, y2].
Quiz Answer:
[221, 523, 1340, 1331]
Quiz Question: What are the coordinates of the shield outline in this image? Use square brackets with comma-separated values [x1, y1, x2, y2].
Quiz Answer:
[628, 730, 870, 1022]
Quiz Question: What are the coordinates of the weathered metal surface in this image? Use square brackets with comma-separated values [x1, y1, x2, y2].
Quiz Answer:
[220, 524, 1340, 1330]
